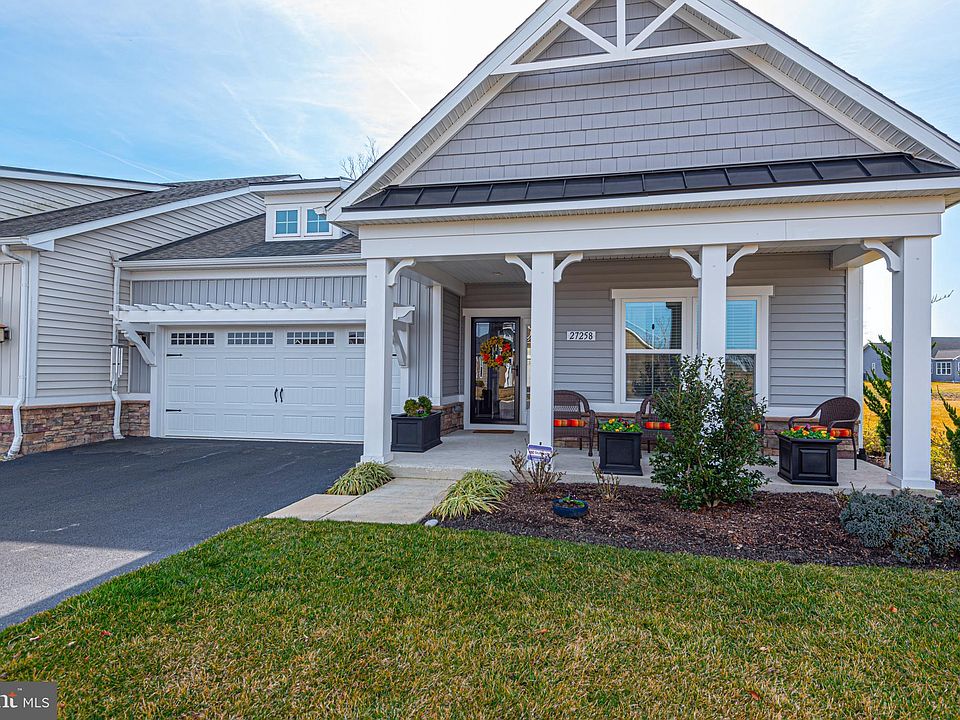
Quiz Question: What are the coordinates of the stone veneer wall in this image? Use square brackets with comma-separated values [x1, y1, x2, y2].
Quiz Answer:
[0, 401, 150, 456]
[437, 403, 464, 435]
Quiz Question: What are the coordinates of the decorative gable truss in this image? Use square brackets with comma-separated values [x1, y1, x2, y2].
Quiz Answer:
[493, 0, 761, 75]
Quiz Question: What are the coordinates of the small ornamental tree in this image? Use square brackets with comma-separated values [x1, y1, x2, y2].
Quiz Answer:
[940, 393, 960, 480]
[651, 355, 772, 510]
[863, 337, 892, 454]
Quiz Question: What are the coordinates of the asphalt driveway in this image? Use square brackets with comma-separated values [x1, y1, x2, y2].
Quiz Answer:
[0, 438, 360, 629]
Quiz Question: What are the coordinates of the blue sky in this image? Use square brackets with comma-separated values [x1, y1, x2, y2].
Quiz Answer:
[1, 0, 959, 336]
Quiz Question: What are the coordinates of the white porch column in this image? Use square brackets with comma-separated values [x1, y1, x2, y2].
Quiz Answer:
[529, 252, 555, 448]
[362, 258, 395, 463]
[698, 244, 728, 366]
[889, 236, 934, 490]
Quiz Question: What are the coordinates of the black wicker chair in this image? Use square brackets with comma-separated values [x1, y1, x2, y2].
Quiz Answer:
[788, 396, 862, 469]
[554, 390, 597, 456]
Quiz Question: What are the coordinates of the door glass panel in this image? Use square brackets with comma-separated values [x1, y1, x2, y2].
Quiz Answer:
[472, 317, 520, 425]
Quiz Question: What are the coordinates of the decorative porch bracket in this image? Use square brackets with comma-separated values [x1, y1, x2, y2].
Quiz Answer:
[862, 240, 902, 273]
[506, 253, 584, 284]
[387, 258, 416, 286]
[504, 255, 532, 283]
[117, 322, 156, 367]
[668, 248, 702, 279]
[726, 244, 759, 276]
[392, 328, 408, 368]
[553, 252, 584, 282]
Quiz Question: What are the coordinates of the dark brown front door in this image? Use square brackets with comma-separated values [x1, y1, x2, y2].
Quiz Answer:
[471, 317, 520, 425]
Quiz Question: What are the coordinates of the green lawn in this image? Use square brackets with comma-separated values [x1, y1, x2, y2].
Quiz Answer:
[2, 522, 959, 719]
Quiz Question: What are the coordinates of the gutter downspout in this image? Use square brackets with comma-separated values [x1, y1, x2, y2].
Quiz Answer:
[110, 255, 124, 440]
[1, 244, 29, 459]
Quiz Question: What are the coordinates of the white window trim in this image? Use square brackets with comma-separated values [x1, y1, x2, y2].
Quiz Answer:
[612, 286, 772, 406]
[270, 204, 339, 242]
[935, 360, 952, 376]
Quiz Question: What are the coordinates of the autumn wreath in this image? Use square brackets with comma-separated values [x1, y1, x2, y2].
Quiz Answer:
[479, 335, 514, 368]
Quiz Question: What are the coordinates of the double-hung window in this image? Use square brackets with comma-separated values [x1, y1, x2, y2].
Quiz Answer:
[615, 287, 770, 404]
[274, 209, 299, 236]
[725, 299, 759, 390]
[621, 299, 686, 400]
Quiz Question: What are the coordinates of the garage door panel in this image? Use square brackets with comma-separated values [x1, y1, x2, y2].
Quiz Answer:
[164, 325, 390, 443]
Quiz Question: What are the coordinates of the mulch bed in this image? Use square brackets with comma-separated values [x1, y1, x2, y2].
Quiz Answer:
[443, 484, 960, 570]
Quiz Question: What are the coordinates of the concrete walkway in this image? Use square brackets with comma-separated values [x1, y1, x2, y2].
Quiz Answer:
[267, 478, 454, 525]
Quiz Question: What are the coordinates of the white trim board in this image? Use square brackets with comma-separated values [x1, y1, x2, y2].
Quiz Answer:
[123, 263, 367, 282]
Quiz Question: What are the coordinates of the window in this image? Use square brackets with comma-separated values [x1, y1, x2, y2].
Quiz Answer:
[170, 332, 214, 346]
[348, 331, 365, 345]
[306, 208, 331, 235]
[725, 299, 758, 390]
[274, 209, 299, 235]
[623, 300, 684, 400]
[936, 361, 952, 376]
[615, 286, 770, 405]
[227, 331, 273, 346]
[287, 330, 334, 346]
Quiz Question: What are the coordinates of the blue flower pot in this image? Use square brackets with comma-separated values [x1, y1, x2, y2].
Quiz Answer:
[552, 499, 589, 519]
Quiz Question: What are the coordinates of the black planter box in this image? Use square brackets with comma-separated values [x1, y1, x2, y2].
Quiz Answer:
[391, 412, 443, 453]
[598, 431, 644, 476]
[778, 435, 839, 486]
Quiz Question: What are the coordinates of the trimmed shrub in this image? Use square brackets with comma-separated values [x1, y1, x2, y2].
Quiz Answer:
[433, 470, 511, 520]
[328, 462, 393, 496]
[839, 490, 960, 564]
[650, 355, 772, 510]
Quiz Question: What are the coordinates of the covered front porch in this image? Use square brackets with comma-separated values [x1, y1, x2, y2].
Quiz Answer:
[388, 430, 893, 494]
[355, 189, 941, 492]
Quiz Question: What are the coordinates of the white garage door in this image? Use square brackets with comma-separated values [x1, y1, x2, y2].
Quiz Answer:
[162, 326, 402, 442]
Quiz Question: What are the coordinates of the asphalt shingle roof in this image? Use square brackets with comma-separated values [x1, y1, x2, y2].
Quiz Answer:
[0, 175, 294, 237]
[122, 215, 359, 262]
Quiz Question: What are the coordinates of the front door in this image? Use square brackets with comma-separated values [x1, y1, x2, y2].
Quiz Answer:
[471, 317, 521, 425]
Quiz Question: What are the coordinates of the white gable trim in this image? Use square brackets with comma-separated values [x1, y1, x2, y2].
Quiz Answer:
[328, 0, 960, 220]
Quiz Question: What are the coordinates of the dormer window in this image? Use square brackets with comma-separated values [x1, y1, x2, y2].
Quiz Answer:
[275, 209, 299, 235]
[306, 208, 331, 235]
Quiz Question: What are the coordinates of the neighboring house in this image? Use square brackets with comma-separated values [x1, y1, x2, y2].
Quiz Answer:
[5, 0, 960, 494]
[0, 166, 295, 455]
[863, 338, 960, 382]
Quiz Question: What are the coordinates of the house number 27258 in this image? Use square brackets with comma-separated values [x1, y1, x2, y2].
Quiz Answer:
[566, 330, 596, 341]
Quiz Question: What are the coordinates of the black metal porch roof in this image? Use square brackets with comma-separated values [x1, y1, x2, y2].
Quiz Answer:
[346, 153, 960, 212]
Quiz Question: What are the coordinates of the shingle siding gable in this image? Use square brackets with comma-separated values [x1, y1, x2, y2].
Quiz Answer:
[405, 0, 878, 185]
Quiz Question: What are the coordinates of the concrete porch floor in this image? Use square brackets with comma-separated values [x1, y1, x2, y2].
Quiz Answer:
[390, 430, 895, 495]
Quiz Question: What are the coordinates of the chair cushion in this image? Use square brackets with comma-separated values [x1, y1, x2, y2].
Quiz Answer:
[554, 419, 586, 428]
[644, 421, 672, 431]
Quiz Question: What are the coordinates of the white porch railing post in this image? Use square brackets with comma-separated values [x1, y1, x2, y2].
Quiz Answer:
[889, 236, 934, 490]
[362, 258, 395, 463]
[698, 244, 728, 367]
[529, 252, 556, 448]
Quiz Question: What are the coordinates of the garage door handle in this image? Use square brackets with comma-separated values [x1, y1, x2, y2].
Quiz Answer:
[274, 387, 279, 403]
[280, 388, 284, 403]
[165, 409, 182, 413]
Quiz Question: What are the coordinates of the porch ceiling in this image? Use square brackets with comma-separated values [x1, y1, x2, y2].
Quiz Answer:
[414, 240, 868, 285]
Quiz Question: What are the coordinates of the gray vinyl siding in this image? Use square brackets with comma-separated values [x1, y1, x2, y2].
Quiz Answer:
[406, 0, 876, 185]
[442, 289, 462, 396]
[461, 253, 846, 410]
[0, 260, 21, 398]
[128, 273, 436, 398]
[0, 179, 137, 220]
[34, 193, 264, 400]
